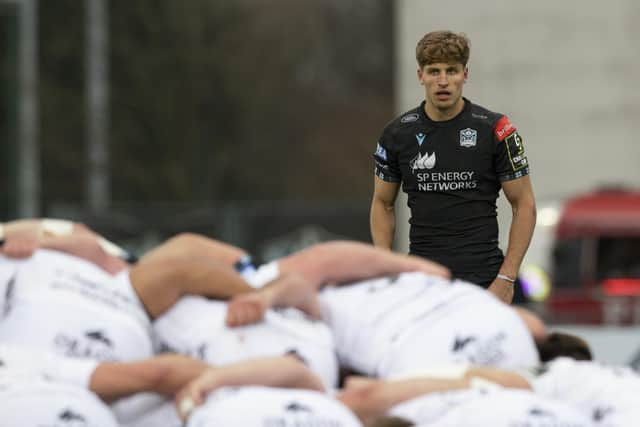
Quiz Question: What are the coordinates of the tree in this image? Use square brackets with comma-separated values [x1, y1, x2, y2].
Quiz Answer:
[37, 0, 393, 206]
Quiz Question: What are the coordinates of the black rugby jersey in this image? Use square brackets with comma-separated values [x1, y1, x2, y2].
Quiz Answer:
[373, 98, 529, 286]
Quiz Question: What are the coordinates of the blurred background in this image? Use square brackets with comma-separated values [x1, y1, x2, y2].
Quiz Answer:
[2, 0, 640, 364]
[1, 0, 392, 259]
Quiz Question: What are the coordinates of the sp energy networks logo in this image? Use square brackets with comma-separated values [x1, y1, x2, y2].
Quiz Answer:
[410, 151, 436, 172]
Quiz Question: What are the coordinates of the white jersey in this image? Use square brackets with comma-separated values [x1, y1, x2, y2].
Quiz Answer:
[0, 343, 174, 427]
[392, 386, 592, 427]
[154, 295, 338, 389]
[187, 386, 362, 427]
[532, 357, 640, 426]
[1, 380, 119, 427]
[0, 249, 154, 362]
[319, 272, 539, 378]
[112, 395, 180, 427]
[0, 344, 99, 388]
[0, 255, 25, 316]
[0, 344, 118, 427]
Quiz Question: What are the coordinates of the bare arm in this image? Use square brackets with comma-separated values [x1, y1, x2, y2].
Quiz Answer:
[129, 256, 254, 319]
[138, 232, 248, 267]
[463, 366, 532, 389]
[370, 177, 400, 250]
[225, 274, 322, 327]
[1, 219, 83, 258]
[39, 234, 129, 275]
[337, 367, 531, 424]
[278, 240, 450, 287]
[89, 354, 209, 403]
[488, 176, 536, 304]
[1, 218, 131, 273]
[175, 355, 325, 419]
[226, 241, 450, 326]
[337, 376, 468, 424]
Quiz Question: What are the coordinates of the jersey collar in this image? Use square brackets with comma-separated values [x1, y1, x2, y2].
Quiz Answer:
[420, 97, 471, 127]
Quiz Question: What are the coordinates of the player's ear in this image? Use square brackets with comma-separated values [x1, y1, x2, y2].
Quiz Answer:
[463, 67, 469, 82]
[417, 67, 424, 85]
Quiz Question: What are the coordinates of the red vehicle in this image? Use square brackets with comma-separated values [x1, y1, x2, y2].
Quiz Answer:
[546, 189, 640, 324]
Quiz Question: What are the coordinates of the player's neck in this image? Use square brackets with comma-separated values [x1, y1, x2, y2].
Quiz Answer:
[424, 98, 465, 122]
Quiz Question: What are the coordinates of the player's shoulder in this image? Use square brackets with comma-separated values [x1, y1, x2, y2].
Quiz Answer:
[465, 99, 517, 141]
[464, 99, 504, 126]
[384, 105, 423, 132]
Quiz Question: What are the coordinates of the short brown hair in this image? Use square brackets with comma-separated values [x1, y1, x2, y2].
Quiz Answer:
[415, 31, 470, 68]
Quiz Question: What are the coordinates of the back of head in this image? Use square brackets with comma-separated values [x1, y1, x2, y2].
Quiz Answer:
[415, 30, 470, 69]
[536, 332, 593, 362]
[366, 416, 414, 427]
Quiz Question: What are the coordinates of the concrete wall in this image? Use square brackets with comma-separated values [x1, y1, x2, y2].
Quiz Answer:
[394, 0, 640, 256]
[557, 325, 640, 366]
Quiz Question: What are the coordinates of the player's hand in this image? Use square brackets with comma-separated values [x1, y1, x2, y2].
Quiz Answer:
[488, 278, 514, 304]
[335, 376, 383, 425]
[225, 292, 270, 327]
[264, 273, 322, 320]
[2, 234, 40, 258]
[175, 369, 218, 421]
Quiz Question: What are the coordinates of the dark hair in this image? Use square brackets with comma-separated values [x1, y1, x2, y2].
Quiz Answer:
[536, 332, 593, 362]
[366, 416, 414, 427]
[415, 31, 470, 68]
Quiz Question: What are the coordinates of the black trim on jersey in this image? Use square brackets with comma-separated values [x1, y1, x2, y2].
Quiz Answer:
[499, 166, 530, 182]
[418, 98, 471, 127]
[374, 168, 400, 183]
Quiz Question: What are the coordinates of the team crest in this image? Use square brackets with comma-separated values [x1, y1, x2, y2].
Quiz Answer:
[459, 128, 477, 148]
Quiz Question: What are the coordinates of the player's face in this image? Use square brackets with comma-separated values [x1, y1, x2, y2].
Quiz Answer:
[418, 62, 467, 118]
